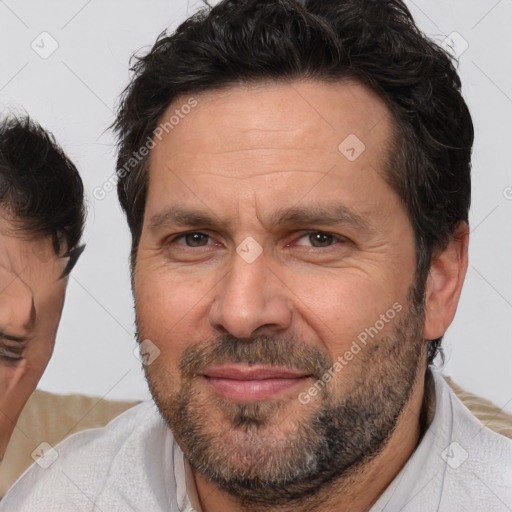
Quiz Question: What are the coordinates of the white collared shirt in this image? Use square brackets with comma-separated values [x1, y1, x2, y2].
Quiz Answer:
[1, 370, 511, 511]
[371, 370, 512, 511]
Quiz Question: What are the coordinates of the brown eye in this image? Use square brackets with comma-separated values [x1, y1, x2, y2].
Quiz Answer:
[171, 232, 211, 248]
[295, 232, 342, 248]
[184, 233, 209, 247]
[309, 233, 334, 247]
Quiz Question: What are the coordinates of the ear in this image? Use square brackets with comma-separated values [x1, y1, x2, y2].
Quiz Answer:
[423, 221, 469, 340]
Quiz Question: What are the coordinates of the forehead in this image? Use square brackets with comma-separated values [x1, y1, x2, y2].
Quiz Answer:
[146, 80, 396, 220]
[0, 215, 64, 274]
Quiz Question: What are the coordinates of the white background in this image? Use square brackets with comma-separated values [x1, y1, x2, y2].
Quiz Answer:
[0, 0, 511, 412]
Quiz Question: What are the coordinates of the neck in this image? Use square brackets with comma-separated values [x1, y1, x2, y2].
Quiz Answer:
[194, 366, 431, 512]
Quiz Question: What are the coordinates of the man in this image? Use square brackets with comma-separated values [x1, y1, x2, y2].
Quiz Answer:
[0, 115, 86, 464]
[0, 116, 139, 498]
[2, 0, 511, 511]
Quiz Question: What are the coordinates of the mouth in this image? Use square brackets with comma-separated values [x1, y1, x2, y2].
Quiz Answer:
[202, 364, 312, 401]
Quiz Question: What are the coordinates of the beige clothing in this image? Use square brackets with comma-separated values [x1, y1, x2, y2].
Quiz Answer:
[445, 377, 512, 439]
[0, 389, 138, 497]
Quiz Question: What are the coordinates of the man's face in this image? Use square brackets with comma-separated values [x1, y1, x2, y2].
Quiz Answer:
[0, 214, 72, 455]
[134, 80, 426, 502]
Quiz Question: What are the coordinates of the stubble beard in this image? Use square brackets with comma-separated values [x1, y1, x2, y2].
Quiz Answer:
[140, 284, 426, 508]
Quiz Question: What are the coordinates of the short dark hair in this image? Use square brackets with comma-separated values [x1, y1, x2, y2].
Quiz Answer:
[0, 116, 86, 256]
[113, 0, 473, 363]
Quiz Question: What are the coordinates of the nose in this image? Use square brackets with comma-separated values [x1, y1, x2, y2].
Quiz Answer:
[0, 269, 35, 335]
[208, 249, 293, 339]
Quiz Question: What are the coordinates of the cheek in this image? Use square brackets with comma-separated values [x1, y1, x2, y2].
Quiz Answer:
[289, 268, 409, 359]
[134, 267, 210, 362]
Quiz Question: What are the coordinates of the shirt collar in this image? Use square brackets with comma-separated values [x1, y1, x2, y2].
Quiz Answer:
[173, 439, 203, 512]
[370, 369, 451, 511]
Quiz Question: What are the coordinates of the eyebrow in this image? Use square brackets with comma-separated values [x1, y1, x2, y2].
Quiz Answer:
[0, 331, 29, 343]
[149, 204, 371, 233]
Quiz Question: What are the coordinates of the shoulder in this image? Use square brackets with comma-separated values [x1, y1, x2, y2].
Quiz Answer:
[435, 372, 512, 509]
[439, 372, 512, 458]
[0, 401, 176, 511]
[372, 371, 512, 512]
[446, 376, 512, 439]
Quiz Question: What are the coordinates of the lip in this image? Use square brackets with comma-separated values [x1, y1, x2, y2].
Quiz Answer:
[202, 364, 311, 401]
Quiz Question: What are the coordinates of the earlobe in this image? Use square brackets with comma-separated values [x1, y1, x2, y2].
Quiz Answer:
[423, 221, 469, 340]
